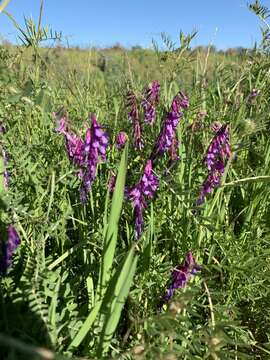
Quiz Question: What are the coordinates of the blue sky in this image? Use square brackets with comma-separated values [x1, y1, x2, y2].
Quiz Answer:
[0, 0, 264, 49]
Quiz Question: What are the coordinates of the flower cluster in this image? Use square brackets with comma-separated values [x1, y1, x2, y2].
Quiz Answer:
[0, 225, 20, 274]
[128, 160, 159, 239]
[160, 251, 201, 307]
[151, 91, 189, 162]
[56, 114, 108, 202]
[116, 132, 128, 150]
[197, 124, 231, 205]
[142, 80, 160, 124]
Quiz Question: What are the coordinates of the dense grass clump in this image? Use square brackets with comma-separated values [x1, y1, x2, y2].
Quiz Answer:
[0, 3, 270, 359]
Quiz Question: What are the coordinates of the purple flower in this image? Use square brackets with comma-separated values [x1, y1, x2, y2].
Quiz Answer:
[128, 160, 158, 239]
[151, 92, 188, 162]
[55, 116, 85, 165]
[127, 92, 143, 149]
[160, 251, 201, 307]
[116, 132, 128, 150]
[141, 160, 159, 197]
[197, 124, 231, 205]
[79, 115, 109, 202]
[205, 124, 231, 171]
[0, 225, 20, 274]
[56, 114, 108, 202]
[142, 80, 160, 124]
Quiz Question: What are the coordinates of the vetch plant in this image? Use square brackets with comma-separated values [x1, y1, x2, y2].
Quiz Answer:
[151, 91, 189, 163]
[159, 251, 201, 308]
[55, 113, 108, 202]
[197, 123, 231, 205]
[0, 225, 20, 275]
[141, 80, 160, 124]
[128, 160, 159, 239]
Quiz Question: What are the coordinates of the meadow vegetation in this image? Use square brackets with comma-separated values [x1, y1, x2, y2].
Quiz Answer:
[0, 1, 270, 359]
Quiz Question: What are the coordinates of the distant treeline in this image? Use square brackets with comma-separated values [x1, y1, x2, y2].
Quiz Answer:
[0, 38, 254, 56]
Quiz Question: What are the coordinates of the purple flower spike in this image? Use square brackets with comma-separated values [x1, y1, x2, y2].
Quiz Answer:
[79, 114, 109, 202]
[141, 160, 159, 198]
[0, 225, 20, 274]
[197, 124, 231, 205]
[56, 114, 108, 202]
[151, 91, 188, 162]
[160, 251, 201, 307]
[142, 80, 160, 124]
[128, 160, 159, 239]
[116, 132, 128, 150]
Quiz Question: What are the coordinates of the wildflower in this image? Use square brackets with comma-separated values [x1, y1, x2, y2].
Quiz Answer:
[56, 114, 108, 202]
[151, 91, 188, 162]
[142, 80, 160, 124]
[116, 131, 128, 150]
[205, 124, 231, 171]
[128, 160, 158, 239]
[0, 225, 20, 274]
[160, 251, 201, 307]
[127, 91, 143, 149]
[55, 116, 85, 165]
[197, 124, 231, 205]
[79, 114, 108, 202]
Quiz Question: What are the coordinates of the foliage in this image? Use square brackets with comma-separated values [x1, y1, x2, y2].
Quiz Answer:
[0, 2, 270, 360]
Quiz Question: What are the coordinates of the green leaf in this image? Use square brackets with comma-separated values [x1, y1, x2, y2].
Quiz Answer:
[98, 143, 128, 297]
[98, 246, 138, 356]
[68, 143, 128, 350]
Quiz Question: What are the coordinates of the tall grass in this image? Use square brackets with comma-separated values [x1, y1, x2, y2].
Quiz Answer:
[0, 1, 270, 359]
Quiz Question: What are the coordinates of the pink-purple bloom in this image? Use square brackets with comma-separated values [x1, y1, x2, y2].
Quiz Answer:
[151, 91, 189, 162]
[128, 160, 159, 239]
[56, 114, 109, 202]
[160, 251, 201, 307]
[142, 80, 160, 124]
[116, 132, 128, 150]
[0, 225, 20, 274]
[197, 124, 231, 205]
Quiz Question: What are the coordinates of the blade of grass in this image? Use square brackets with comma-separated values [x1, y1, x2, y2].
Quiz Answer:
[68, 144, 128, 350]
[98, 245, 138, 356]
